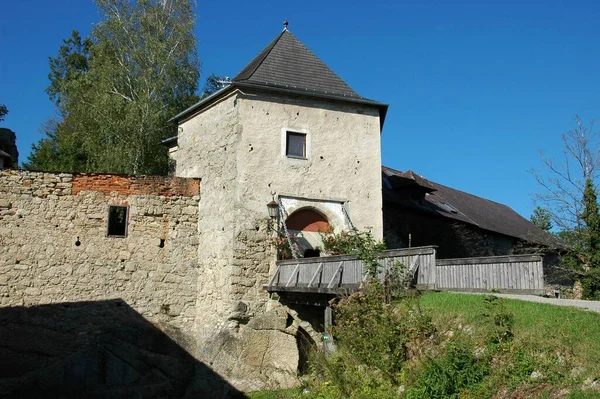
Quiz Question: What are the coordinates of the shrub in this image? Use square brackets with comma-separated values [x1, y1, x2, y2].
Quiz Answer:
[321, 229, 386, 276]
[481, 295, 514, 344]
[307, 349, 398, 399]
[580, 268, 600, 300]
[405, 342, 489, 399]
[331, 291, 434, 384]
[272, 232, 300, 260]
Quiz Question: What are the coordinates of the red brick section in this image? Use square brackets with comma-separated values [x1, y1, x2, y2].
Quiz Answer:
[72, 174, 200, 197]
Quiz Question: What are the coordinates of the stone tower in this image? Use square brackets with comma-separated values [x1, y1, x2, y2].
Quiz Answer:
[166, 27, 388, 389]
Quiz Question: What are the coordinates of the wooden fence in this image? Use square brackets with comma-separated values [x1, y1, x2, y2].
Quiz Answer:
[432, 255, 544, 294]
[266, 247, 545, 295]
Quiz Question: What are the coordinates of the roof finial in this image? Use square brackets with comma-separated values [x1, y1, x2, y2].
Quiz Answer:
[283, 19, 289, 30]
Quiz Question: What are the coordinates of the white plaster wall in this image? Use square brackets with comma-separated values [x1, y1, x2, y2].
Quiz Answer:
[175, 89, 383, 328]
[176, 94, 243, 341]
[235, 90, 383, 238]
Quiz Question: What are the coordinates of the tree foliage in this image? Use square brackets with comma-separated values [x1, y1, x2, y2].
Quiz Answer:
[322, 229, 387, 277]
[0, 104, 8, 122]
[26, 0, 200, 174]
[201, 73, 227, 99]
[580, 178, 600, 269]
[530, 206, 553, 232]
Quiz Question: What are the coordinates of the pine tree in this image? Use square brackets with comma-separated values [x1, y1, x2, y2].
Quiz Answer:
[580, 178, 600, 270]
[530, 206, 553, 232]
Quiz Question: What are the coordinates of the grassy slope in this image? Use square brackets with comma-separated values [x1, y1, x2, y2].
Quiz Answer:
[420, 292, 600, 377]
[251, 292, 600, 398]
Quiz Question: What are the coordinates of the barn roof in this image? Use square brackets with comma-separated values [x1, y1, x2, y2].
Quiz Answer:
[382, 166, 560, 248]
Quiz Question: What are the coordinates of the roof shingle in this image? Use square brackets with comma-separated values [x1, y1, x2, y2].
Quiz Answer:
[233, 29, 362, 100]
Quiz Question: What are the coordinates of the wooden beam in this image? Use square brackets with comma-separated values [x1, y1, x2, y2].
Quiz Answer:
[285, 264, 300, 287]
[267, 265, 281, 287]
[409, 254, 420, 273]
[327, 262, 344, 289]
[324, 305, 332, 333]
[308, 262, 324, 288]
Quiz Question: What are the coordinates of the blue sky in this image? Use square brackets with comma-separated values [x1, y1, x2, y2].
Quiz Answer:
[1, 0, 599, 220]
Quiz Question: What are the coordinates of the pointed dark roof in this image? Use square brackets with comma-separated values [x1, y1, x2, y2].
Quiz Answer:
[233, 30, 361, 99]
[171, 29, 388, 125]
[382, 166, 561, 248]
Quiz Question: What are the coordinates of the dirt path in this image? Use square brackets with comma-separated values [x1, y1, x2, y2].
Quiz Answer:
[453, 292, 600, 313]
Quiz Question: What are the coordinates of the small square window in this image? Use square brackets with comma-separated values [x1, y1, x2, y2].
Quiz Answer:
[286, 132, 306, 159]
[107, 206, 128, 237]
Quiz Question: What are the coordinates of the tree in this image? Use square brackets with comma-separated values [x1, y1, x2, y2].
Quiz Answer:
[530, 206, 553, 232]
[201, 74, 227, 99]
[532, 116, 600, 281]
[580, 178, 600, 269]
[45, 30, 92, 109]
[531, 116, 600, 232]
[24, 31, 92, 171]
[27, 0, 200, 175]
[0, 104, 8, 122]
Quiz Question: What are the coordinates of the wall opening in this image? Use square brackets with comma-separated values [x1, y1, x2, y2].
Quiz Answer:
[285, 208, 331, 254]
[107, 206, 129, 237]
[285, 131, 307, 159]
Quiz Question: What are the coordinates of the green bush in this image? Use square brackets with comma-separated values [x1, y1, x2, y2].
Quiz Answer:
[405, 342, 489, 399]
[581, 268, 600, 300]
[307, 350, 398, 399]
[405, 342, 487, 398]
[321, 229, 386, 276]
[332, 292, 434, 383]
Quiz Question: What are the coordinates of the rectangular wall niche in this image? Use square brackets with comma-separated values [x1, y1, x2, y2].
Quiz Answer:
[107, 205, 129, 237]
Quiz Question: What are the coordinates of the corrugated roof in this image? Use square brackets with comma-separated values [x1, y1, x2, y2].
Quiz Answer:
[233, 29, 362, 100]
[382, 166, 560, 247]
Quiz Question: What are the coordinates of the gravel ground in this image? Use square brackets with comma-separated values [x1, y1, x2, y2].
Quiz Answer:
[452, 292, 600, 314]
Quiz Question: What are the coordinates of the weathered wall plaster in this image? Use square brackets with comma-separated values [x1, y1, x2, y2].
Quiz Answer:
[175, 89, 383, 330]
[0, 170, 201, 348]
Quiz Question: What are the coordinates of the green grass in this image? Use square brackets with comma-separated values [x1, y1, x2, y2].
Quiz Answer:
[248, 389, 301, 399]
[420, 292, 600, 376]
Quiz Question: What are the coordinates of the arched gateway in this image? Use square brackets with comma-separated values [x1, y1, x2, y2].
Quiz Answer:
[285, 208, 331, 257]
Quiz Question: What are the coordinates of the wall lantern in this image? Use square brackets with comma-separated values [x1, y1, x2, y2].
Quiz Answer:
[267, 199, 279, 219]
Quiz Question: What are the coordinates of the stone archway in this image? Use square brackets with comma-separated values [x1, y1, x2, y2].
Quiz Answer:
[285, 208, 331, 257]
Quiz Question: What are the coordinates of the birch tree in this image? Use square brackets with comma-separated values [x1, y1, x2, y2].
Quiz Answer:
[27, 0, 200, 175]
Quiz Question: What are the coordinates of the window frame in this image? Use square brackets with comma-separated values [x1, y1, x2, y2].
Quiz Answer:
[281, 128, 310, 161]
[106, 205, 129, 238]
[285, 131, 307, 159]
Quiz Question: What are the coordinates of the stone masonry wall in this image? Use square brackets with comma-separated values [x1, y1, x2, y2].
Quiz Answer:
[0, 169, 200, 348]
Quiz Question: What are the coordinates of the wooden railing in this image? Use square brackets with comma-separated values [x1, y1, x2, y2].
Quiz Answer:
[266, 249, 545, 295]
[434, 254, 544, 294]
[266, 246, 437, 293]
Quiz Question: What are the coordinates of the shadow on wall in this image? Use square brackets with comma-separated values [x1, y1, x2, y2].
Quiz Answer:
[0, 299, 246, 398]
